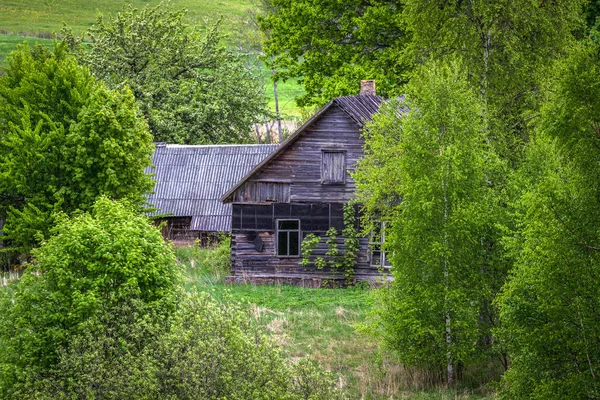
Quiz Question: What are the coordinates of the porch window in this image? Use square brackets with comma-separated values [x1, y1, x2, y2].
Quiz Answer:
[369, 221, 390, 267]
[276, 219, 300, 257]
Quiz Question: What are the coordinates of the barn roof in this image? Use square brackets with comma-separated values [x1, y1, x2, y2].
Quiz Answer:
[147, 143, 278, 231]
[221, 94, 384, 203]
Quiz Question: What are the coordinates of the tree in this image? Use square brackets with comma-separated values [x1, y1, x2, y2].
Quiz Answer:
[0, 42, 154, 254]
[497, 41, 600, 398]
[66, 2, 269, 144]
[0, 197, 180, 398]
[259, 0, 408, 107]
[402, 0, 585, 164]
[355, 61, 505, 385]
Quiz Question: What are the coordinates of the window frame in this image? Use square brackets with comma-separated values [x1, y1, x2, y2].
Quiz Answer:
[275, 219, 301, 258]
[369, 221, 391, 268]
[321, 150, 347, 185]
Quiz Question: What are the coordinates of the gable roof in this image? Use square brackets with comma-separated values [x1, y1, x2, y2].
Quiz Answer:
[147, 143, 277, 231]
[220, 94, 384, 203]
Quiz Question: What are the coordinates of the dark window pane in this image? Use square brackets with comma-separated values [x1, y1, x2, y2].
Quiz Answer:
[232, 205, 242, 230]
[289, 231, 299, 256]
[278, 220, 299, 230]
[274, 203, 291, 218]
[278, 232, 288, 256]
[241, 206, 256, 230]
[256, 205, 273, 230]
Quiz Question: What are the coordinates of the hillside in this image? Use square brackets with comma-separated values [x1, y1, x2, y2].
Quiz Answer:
[0, 0, 253, 36]
[0, 0, 306, 117]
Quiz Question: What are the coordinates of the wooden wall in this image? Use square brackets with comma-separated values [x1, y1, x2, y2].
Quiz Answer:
[231, 105, 364, 203]
[226, 104, 391, 284]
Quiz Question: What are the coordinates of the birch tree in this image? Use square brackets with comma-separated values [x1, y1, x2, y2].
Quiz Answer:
[356, 61, 504, 384]
[497, 41, 600, 399]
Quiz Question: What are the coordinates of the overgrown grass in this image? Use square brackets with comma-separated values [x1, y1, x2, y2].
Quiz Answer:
[176, 243, 497, 400]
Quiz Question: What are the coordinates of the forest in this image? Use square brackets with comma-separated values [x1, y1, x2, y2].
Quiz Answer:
[1, 0, 600, 398]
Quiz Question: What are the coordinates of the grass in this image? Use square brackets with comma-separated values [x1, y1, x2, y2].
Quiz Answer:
[0, 1, 307, 118]
[176, 243, 498, 400]
[0, 0, 254, 36]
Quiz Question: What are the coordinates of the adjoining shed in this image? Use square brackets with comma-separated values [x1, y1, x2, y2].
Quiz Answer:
[147, 143, 277, 244]
[221, 81, 392, 286]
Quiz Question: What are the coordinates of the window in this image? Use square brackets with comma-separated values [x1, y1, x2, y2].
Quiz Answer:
[276, 219, 300, 257]
[369, 221, 391, 267]
[321, 150, 346, 184]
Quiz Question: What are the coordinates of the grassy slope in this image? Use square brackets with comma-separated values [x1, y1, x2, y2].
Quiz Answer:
[177, 245, 496, 400]
[0, 0, 305, 117]
[0, 0, 252, 35]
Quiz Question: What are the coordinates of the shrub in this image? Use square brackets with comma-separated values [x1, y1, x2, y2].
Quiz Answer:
[19, 293, 342, 400]
[0, 197, 180, 398]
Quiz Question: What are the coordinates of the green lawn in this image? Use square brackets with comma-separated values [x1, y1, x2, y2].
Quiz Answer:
[0, 0, 253, 36]
[177, 244, 497, 400]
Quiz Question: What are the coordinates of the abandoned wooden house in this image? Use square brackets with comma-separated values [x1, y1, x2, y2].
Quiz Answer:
[147, 143, 277, 244]
[221, 80, 391, 286]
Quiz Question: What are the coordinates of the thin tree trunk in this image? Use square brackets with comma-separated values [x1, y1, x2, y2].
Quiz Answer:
[272, 70, 282, 143]
[442, 154, 454, 387]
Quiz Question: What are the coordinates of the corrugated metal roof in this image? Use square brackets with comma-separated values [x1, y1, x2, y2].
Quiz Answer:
[147, 144, 277, 231]
[334, 94, 384, 127]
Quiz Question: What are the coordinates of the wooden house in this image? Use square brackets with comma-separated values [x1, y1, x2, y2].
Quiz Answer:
[147, 143, 277, 244]
[221, 81, 391, 286]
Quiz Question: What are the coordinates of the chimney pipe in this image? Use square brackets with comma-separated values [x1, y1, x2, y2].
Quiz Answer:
[360, 80, 376, 96]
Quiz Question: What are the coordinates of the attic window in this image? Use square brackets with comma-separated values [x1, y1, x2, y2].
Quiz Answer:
[321, 150, 346, 184]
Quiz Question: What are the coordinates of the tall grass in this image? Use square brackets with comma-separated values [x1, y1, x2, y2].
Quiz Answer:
[177, 244, 496, 399]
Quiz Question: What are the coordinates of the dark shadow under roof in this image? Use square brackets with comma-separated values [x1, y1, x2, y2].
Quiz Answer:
[147, 143, 278, 231]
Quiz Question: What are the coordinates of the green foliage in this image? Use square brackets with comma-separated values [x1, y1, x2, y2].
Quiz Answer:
[497, 41, 600, 399]
[0, 198, 180, 397]
[356, 61, 505, 382]
[259, 0, 408, 106]
[66, 2, 269, 144]
[299, 205, 358, 281]
[12, 292, 342, 400]
[402, 0, 585, 164]
[0, 42, 154, 253]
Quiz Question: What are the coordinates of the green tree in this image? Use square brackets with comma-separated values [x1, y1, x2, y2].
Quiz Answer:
[355, 61, 504, 385]
[0, 42, 153, 253]
[0, 197, 180, 398]
[67, 2, 268, 144]
[497, 41, 600, 399]
[259, 0, 408, 106]
[402, 0, 585, 164]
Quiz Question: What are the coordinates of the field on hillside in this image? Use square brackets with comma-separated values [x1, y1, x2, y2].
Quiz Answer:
[0, 0, 306, 118]
[0, 0, 253, 35]
[176, 244, 498, 400]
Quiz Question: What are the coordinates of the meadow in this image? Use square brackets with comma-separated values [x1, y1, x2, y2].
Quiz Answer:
[0, 0, 306, 117]
[175, 243, 497, 400]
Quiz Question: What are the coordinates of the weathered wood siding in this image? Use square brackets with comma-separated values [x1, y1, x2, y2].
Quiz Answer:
[229, 203, 390, 283]
[231, 105, 364, 203]
[230, 232, 386, 282]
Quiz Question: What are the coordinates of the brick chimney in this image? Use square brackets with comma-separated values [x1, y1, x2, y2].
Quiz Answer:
[360, 80, 376, 96]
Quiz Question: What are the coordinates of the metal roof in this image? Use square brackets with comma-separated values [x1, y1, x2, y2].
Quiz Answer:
[221, 94, 385, 203]
[147, 144, 278, 231]
[334, 94, 384, 126]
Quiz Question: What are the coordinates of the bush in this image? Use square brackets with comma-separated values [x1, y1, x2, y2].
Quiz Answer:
[0, 198, 180, 398]
[20, 293, 342, 400]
